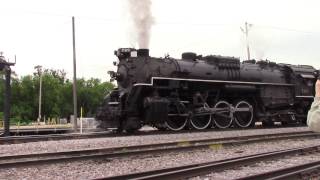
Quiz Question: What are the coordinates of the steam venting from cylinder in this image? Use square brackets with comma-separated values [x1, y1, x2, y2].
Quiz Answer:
[128, 0, 154, 49]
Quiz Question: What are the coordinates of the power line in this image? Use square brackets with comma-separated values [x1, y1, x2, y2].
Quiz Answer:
[2, 9, 320, 34]
[0, 9, 122, 22]
[253, 24, 320, 35]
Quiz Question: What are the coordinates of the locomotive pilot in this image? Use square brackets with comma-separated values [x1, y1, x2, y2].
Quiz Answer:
[307, 80, 320, 132]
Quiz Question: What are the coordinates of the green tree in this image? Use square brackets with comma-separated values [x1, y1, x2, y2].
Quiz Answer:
[77, 78, 114, 116]
[14, 75, 37, 120]
[1, 67, 115, 124]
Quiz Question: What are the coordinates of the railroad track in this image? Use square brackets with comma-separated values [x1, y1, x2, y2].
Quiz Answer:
[238, 160, 320, 180]
[100, 145, 320, 180]
[0, 127, 73, 136]
[0, 126, 308, 145]
[0, 131, 318, 169]
[0, 131, 117, 145]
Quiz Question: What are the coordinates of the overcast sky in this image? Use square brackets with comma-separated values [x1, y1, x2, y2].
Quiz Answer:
[0, 0, 320, 80]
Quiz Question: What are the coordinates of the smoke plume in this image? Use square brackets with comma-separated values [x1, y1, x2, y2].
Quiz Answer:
[127, 0, 154, 49]
[249, 28, 269, 60]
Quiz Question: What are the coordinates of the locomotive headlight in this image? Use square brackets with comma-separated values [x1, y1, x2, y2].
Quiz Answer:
[130, 51, 137, 57]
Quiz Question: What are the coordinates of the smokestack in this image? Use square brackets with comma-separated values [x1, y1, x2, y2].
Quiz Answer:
[137, 49, 149, 57]
[128, 0, 154, 49]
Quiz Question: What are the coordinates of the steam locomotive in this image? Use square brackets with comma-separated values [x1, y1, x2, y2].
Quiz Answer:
[96, 48, 318, 132]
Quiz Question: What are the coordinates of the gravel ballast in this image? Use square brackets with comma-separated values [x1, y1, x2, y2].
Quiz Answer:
[0, 126, 311, 157]
[194, 153, 320, 179]
[0, 126, 318, 179]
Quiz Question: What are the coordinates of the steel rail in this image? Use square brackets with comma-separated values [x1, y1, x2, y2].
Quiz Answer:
[0, 127, 311, 145]
[236, 160, 320, 180]
[0, 131, 318, 169]
[0, 131, 115, 145]
[100, 145, 320, 180]
[0, 126, 308, 145]
[1, 127, 71, 135]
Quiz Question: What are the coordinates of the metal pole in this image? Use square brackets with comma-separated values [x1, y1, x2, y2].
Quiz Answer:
[3, 67, 11, 136]
[245, 22, 251, 60]
[80, 107, 83, 134]
[37, 69, 42, 124]
[72, 16, 78, 131]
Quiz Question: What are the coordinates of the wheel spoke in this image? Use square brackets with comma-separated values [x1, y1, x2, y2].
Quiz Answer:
[234, 101, 254, 128]
[190, 105, 212, 130]
[234, 107, 251, 112]
[165, 102, 188, 131]
[214, 113, 231, 119]
[212, 101, 233, 129]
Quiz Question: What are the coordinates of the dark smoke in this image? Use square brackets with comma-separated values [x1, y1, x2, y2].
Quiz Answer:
[128, 0, 154, 49]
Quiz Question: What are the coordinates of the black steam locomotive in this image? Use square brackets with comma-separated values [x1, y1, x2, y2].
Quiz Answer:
[96, 48, 318, 132]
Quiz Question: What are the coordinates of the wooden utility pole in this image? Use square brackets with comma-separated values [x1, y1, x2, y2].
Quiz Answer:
[241, 22, 252, 60]
[72, 16, 78, 131]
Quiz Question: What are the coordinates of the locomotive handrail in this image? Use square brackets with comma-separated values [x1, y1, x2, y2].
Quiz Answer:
[108, 102, 120, 105]
[133, 76, 295, 87]
[295, 96, 314, 98]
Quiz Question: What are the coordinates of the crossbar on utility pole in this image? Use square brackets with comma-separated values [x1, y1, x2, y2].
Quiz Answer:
[72, 16, 78, 131]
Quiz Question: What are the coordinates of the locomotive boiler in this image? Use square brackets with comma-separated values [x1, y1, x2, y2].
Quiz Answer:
[96, 48, 318, 132]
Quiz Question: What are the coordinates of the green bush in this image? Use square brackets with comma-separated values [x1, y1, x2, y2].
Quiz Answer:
[1, 112, 31, 126]
[10, 117, 32, 126]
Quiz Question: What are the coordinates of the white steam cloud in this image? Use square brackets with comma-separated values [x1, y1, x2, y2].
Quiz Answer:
[127, 0, 154, 49]
[249, 28, 270, 60]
